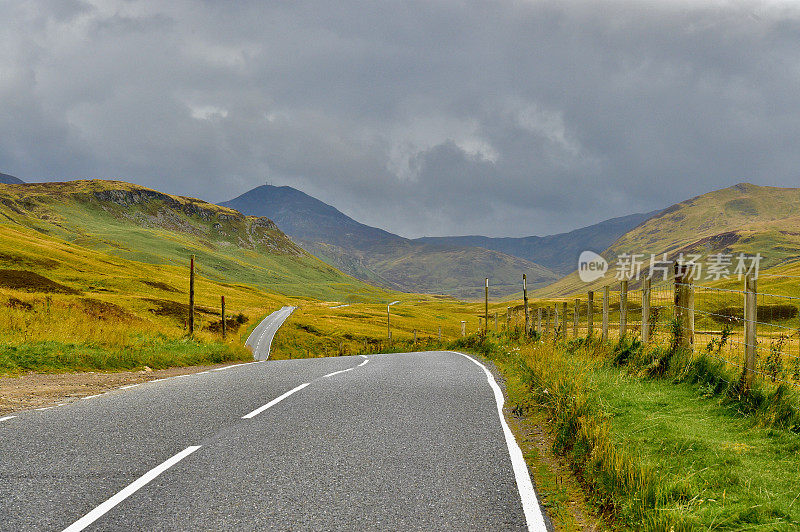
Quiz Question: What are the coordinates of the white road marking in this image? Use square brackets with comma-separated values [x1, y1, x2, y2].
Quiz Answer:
[357, 359, 369, 367]
[35, 406, 56, 411]
[120, 384, 140, 389]
[62, 445, 201, 532]
[323, 368, 355, 378]
[82, 394, 102, 400]
[0, 415, 16, 422]
[241, 382, 310, 419]
[449, 351, 548, 532]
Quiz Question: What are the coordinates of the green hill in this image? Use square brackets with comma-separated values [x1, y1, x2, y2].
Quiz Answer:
[535, 183, 800, 297]
[0, 180, 386, 303]
[222, 185, 559, 299]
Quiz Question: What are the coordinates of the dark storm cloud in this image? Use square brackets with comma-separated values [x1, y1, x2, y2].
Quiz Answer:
[2, 1, 800, 237]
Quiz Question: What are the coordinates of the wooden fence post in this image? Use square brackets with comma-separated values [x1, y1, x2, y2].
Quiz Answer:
[553, 305, 559, 340]
[546, 307, 551, 337]
[602, 286, 609, 342]
[413, 329, 417, 344]
[438, 326, 442, 341]
[620, 280, 628, 338]
[189, 254, 195, 337]
[221, 295, 226, 340]
[641, 278, 651, 344]
[461, 321, 466, 337]
[743, 274, 757, 391]
[523, 274, 529, 338]
[560, 302, 567, 339]
[674, 263, 694, 350]
[485, 278, 489, 335]
[587, 291, 594, 338]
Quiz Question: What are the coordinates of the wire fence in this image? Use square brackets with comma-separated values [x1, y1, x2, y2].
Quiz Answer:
[521, 268, 800, 389]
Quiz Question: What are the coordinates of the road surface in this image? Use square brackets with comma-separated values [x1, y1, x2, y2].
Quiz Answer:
[0, 349, 548, 531]
[245, 306, 296, 360]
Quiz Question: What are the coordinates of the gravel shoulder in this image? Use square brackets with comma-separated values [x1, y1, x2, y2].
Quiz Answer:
[0, 362, 246, 415]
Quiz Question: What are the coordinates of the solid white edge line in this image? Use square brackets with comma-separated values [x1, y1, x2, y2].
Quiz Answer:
[357, 359, 369, 367]
[448, 351, 548, 532]
[62, 445, 201, 532]
[82, 394, 102, 400]
[241, 382, 310, 419]
[0, 415, 16, 422]
[120, 384, 140, 390]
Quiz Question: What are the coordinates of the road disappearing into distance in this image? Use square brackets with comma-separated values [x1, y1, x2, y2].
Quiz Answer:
[0, 310, 547, 530]
[245, 306, 296, 360]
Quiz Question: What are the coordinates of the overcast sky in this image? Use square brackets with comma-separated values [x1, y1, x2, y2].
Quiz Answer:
[2, 1, 800, 237]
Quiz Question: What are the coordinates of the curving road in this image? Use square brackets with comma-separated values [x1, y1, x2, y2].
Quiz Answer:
[245, 306, 296, 360]
[0, 348, 548, 530]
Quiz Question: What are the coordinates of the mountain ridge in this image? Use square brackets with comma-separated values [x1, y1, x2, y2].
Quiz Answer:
[415, 210, 658, 275]
[222, 185, 560, 298]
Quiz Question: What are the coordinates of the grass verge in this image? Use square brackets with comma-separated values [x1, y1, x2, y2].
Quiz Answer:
[460, 332, 800, 530]
[0, 335, 251, 374]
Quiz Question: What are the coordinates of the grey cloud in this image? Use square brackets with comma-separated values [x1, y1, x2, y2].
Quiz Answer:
[2, 1, 800, 237]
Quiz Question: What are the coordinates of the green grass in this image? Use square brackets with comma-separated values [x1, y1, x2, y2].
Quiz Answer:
[595, 367, 800, 529]
[0, 335, 251, 374]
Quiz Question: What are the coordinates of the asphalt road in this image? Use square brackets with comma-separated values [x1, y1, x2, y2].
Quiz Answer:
[245, 306, 296, 360]
[1, 347, 548, 530]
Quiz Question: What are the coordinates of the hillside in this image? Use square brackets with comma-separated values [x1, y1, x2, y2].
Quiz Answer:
[535, 183, 800, 296]
[415, 210, 657, 275]
[0, 172, 24, 184]
[0, 180, 386, 303]
[222, 185, 559, 298]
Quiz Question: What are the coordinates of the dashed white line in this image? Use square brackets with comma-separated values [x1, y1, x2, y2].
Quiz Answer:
[323, 368, 355, 378]
[62, 445, 201, 532]
[82, 394, 103, 400]
[0, 415, 16, 422]
[241, 382, 310, 419]
[449, 351, 547, 532]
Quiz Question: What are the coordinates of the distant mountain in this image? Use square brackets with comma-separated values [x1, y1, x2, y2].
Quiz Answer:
[536, 183, 800, 297]
[0, 172, 24, 184]
[222, 185, 559, 298]
[415, 211, 658, 275]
